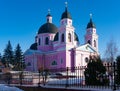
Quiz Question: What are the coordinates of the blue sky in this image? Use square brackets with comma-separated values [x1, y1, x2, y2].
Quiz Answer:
[0, 0, 120, 58]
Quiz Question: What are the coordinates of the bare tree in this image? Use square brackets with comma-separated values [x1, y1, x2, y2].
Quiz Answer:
[104, 38, 118, 62]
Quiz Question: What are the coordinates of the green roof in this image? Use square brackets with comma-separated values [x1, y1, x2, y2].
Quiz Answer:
[38, 23, 58, 34]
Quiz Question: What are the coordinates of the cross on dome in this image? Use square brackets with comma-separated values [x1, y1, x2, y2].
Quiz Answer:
[61, 1, 72, 20]
[46, 9, 51, 17]
[46, 9, 52, 23]
[48, 9, 51, 14]
[65, 2, 68, 8]
[87, 13, 96, 28]
[90, 13, 92, 19]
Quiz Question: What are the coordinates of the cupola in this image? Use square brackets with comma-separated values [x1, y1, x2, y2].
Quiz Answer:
[87, 14, 96, 29]
[38, 10, 58, 34]
[61, 2, 72, 20]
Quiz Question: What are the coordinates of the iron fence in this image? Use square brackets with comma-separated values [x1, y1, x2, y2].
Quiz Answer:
[0, 62, 120, 90]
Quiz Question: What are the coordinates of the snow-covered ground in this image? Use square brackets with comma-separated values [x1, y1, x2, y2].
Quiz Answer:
[44, 78, 120, 91]
[0, 84, 23, 91]
[47, 78, 85, 85]
[41, 84, 120, 91]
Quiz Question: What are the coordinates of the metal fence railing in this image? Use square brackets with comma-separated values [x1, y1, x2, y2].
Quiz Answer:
[0, 62, 120, 91]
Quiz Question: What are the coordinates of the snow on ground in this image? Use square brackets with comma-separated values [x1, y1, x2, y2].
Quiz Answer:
[41, 84, 120, 91]
[0, 84, 23, 91]
[47, 78, 84, 85]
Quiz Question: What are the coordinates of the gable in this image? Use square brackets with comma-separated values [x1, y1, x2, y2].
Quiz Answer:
[76, 44, 97, 53]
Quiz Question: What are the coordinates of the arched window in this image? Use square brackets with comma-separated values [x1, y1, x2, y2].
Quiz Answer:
[47, 18, 49, 22]
[45, 37, 49, 45]
[85, 57, 89, 63]
[88, 40, 91, 45]
[94, 40, 96, 47]
[51, 61, 57, 65]
[27, 62, 31, 66]
[61, 59, 63, 64]
[61, 34, 64, 42]
[39, 38, 41, 45]
[68, 33, 71, 42]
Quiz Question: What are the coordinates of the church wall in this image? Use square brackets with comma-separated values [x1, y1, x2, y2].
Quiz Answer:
[37, 55, 43, 70]
[38, 46, 53, 52]
[66, 50, 71, 67]
[57, 50, 66, 68]
[37, 33, 55, 51]
[25, 54, 37, 71]
[75, 51, 90, 67]
[44, 53, 58, 69]
[36, 50, 66, 70]
[54, 44, 66, 50]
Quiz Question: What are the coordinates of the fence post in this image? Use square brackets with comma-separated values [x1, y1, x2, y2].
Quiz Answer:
[66, 67, 69, 88]
[113, 62, 116, 91]
[38, 69, 41, 87]
[19, 71, 23, 85]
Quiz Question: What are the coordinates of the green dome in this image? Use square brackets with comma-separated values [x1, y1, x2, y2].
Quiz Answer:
[74, 33, 79, 41]
[46, 13, 51, 17]
[38, 23, 58, 34]
[61, 8, 72, 20]
[30, 43, 37, 50]
[87, 19, 96, 29]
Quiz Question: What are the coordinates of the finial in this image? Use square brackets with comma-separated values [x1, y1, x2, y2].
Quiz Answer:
[48, 9, 50, 14]
[65, 2, 68, 8]
[65, 2, 68, 12]
[90, 13, 92, 19]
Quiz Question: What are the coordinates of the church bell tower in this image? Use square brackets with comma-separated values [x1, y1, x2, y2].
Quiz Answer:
[85, 14, 98, 51]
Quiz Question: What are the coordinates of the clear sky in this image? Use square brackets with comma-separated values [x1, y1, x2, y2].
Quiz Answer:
[0, 0, 120, 58]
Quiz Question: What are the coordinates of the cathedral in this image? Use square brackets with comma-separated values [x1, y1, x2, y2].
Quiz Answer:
[24, 4, 99, 72]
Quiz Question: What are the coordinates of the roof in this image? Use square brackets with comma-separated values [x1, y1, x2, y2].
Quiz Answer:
[38, 23, 58, 34]
[30, 43, 37, 50]
[74, 33, 79, 41]
[87, 19, 96, 29]
[76, 44, 97, 53]
[46, 13, 51, 17]
[61, 7, 72, 20]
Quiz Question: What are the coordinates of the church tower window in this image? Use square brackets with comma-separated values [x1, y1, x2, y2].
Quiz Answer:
[88, 40, 91, 45]
[68, 33, 71, 42]
[94, 40, 96, 47]
[45, 37, 49, 45]
[61, 34, 64, 42]
[27, 62, 31, 66]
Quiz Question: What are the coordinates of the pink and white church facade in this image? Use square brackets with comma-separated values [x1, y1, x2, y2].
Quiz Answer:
[24, 5, 99, 72]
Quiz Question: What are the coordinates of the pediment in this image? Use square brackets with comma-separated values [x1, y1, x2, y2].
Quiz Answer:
[76, 44, 97, 53]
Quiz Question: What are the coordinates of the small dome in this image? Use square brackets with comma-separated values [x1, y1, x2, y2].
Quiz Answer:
[46, 13, 51, 17]
[38, 23, 58, 34]
[87, 19, 96, 29]
[61, 8, 72, 20]
[30, 43, 37, 50]
[74, 33, 79, 41]
[54, 32, 59, 41]
[46, 9, 51, 17]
